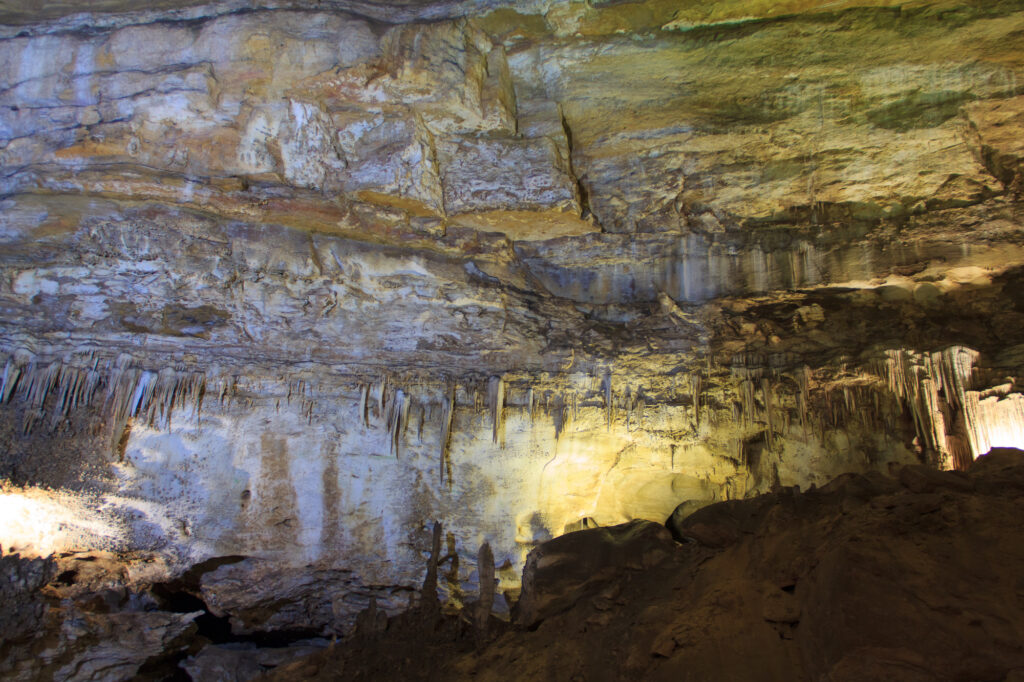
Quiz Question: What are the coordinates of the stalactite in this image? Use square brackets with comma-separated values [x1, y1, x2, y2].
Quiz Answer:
[25, 361, 61, 411]
[401, 393, 411, 437]
[946, 433, 973, 472]
[689, 372, 702, 429]
[359, 383, 370, 428]
[0, 353, 206, 435]
[107, 366, 142, 429]
[552, 394, 567, 440]
[415, 403, 425, 444]
[634, 390, 646, 433]
[376, 376, 388, 421]
[623, 386, 632, 431]
[1, 358, 21, 403]
[797, 366, 811, 434]
[963, 390, 1024, 459]
[602, 371, 613, 430]
[761, 377, 775, 450]
[935, 346, 979, 408]
[439, 385, 455, 488]
[386, 388, 408, 458]
[879, 346, 991, 466]
[488, 375, 505, 446]
[741, 379, 756, 426]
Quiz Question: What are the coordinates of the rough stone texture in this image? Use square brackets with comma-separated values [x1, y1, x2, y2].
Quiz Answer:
[0, 550, 200, 681]
[512, 519, 675, 627]
[3, 0, 1024, 641]
[180, 643, 326, 682]
[198, 558, 412, 635]
[0, 551, 55, 647]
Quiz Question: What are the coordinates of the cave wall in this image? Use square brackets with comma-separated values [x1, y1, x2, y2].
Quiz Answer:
[3, 0, 1024, 628]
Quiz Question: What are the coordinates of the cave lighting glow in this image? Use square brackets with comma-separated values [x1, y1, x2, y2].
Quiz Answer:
[0, 485, 118, 557]
[966, 393, 1024, 459]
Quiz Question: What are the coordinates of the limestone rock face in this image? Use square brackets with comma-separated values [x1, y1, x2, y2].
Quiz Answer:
[2, 0, 1024, 643]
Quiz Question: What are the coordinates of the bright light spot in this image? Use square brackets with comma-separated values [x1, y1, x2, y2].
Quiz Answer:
[966, 393, 1024, 459]
[0, 485, 120, 557]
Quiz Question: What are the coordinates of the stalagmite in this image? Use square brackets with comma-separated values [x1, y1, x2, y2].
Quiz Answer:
[475, 541, 495, 647]
[420, 521, 443, 621]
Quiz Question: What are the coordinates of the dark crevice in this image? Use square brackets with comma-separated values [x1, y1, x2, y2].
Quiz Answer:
[151, 557, 325, 648]
[153, 584, 325, 647]
[134, 649, 194, 682]
[558, 104, 599, 228]
[55, 569, 78, 585]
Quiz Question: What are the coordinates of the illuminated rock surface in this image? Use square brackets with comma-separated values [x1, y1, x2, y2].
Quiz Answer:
[262, 449, 1024, 681]
[2, 0, 1024, 677]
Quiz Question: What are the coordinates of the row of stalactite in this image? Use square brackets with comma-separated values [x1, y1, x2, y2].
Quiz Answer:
[728, 346, 1024, 469]
[878, 346, 1024, 468]
[3, 344, 1022, 475]
[1, 351, 205, 436]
